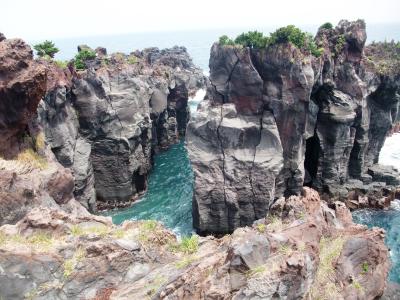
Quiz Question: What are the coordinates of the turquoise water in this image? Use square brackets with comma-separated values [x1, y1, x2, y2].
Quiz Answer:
[108, 140, 194, 236]
[352, 201, 400, 283]
[105, 90, 203, 236]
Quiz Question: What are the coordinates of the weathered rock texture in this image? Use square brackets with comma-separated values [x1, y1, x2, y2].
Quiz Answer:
[187, 20, 400, 234]
[38, 46, 205, 210]
[0, 36, 76, 226]
[0, 36, 46, 157]
[0, 187, 389, 300]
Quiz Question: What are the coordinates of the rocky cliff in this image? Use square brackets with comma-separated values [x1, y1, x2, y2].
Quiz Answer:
[0, 30, 394, 300]
[0, 36, 78, 226]
[187, 20, 400, 234]
[38, 46, 205, 211]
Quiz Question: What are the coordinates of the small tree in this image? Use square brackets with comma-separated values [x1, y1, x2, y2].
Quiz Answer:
[319, 22, 333, 30]
[33, 40, 59, 58]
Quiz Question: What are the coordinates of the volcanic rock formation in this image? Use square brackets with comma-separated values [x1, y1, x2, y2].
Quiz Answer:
[38, 46, 205, 211]
[0, 35, 79, 226]
[187, 20, 400, 234]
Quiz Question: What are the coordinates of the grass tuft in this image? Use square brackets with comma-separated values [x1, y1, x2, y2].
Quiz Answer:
[256, 223, 266, 233]
[266, 215, 284, 231]
[175, 255, 197, 269]
[361, 261, 369, 274]
[17, 148, 47, 170]
[112, 228, 125, 239]
[70, 224, 110, 237]
[0, 232, 55, 252]
[278, 243, 293, 256]
[173, 235, 199, 254]
[308, 236, 345, 299]
[352, 279, 364, 291]
[63, 247, 85, 278]
[246, 265, 266, 278]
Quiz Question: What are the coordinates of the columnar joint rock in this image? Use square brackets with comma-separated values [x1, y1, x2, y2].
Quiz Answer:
[38, 46, 205, 210]
[187, 20, 400, 234]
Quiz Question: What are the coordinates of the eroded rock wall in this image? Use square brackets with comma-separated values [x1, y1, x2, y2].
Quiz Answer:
[38, 46, 205, 210]
[188, 20, 400, 234]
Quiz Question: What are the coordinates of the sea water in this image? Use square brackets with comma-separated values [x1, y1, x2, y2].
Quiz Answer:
[352, 200, 400, 283]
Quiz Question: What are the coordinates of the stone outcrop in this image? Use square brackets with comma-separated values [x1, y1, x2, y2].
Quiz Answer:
[0, 37, 77, 226]
[0, 187, 389, 299]
[187, 20, 400, 234]
[38, 46, 205, 210]
[0, 36, 46, 157]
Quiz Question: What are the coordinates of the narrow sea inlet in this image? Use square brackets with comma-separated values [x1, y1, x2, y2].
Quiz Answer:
[108, 140, 194, 236]
[106, 90, 206, 236]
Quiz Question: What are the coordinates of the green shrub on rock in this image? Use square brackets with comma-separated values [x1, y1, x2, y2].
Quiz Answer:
[269, 25, 306, 49]
[234, 31, 269, 49]
[217, 25, 323, 57]
[219, 35, 235, 46]
[319, 22, 333, 30]
[74, 49, 96, 70]
[335, 35, 346, 54]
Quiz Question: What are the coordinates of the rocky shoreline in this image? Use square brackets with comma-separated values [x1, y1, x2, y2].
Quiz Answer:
[0, 19, 400, 299]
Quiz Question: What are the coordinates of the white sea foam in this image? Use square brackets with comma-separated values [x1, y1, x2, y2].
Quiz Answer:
[391, 199, 400, 210]
[379, 133, 400, 169]
[188, 89, 206, 114]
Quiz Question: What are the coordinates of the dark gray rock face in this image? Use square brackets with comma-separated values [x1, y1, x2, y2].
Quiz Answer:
[187, 20, 400, 234]
[39, 46, 205, 210]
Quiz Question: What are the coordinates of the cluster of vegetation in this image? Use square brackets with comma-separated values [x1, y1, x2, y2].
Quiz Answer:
[70, 223, 111, 237]
[127, 55, 138, 64]
[218, 25, 324, 57]
[0, 231, 55, 251]
[17, 148, 47, 170]
[319, 22, 333, 30]
[170, 235, 199, 254]
[334, 35, 346, 54]
[33, 40, 59, 58]
[365, 40, 400, 75]
[74, 49, 96, 70]
[266, 215, 285, 231]
[54, 60, 69, 69]
[138, 220, 176, 246]
[255, 223, 266, 233]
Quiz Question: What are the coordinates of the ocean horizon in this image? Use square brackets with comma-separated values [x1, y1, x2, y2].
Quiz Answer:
[27, 22, 400, 72]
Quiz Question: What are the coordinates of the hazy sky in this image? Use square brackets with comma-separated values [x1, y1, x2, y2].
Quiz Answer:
[1, 0, 399, 40]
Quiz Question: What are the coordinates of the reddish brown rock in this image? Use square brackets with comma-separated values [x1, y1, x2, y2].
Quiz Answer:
[46, 168, 75, 204]
[0, 38, 47, 157]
